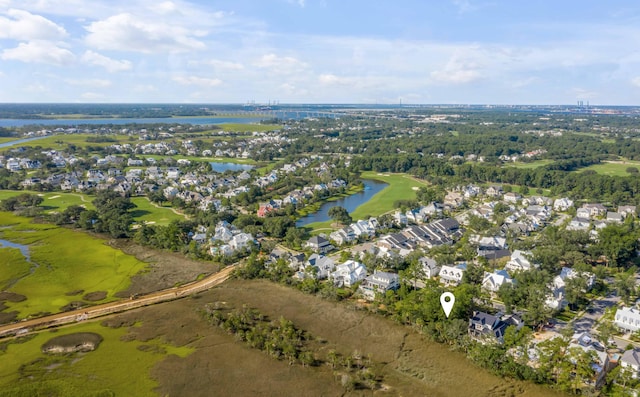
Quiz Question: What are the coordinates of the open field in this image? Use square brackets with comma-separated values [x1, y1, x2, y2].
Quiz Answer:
[350, 172, 429, 219]
[17, 134, 133, 149]
[0, 320, 193, 397]
[218, 123, 281, 132]
[0, 212, 148, 319]
[508, 159, 554, 169]
[0, 190, 95, 212]
[0, 191, 186, 225]
[130, 197, 187, 226]
[578, 160, 640, 177]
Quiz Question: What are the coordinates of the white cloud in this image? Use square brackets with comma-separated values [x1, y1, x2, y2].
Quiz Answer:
[254, 53, 308, 74]
[65, 78, 112, 88]
[204, 59, 245, 70]
[632, 77, 640, 88]
[82, 50, 132, 72]
[173, 76, 222, 86]
[1, 40, 75, 65]
[84, 13, 206, 53]
[430, 56, 483, 84]
[318, 73, 353, 86]
[0, 9, 67, 40]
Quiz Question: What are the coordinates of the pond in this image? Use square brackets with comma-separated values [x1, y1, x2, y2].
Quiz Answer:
[0, 238, 31, 262]
[295, 179, 388, 227]
[209, 162, 255, 173]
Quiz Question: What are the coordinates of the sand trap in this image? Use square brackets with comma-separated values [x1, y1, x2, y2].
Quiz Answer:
[412, 187, 419, 190]
[48, 195, 61, 199]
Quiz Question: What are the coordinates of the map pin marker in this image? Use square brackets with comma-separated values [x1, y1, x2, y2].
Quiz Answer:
[440, 292, 455, 318]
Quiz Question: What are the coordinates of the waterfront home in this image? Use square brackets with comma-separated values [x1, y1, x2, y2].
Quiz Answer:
[330, 260, 367, 287]
[621, 348, 640, 378]
[358, 271, 400, 300]
[296, 254, 335, 280]
[305, 235, 334, 254]
[439, 263, 466, 286]
[468, 311, 509, 344]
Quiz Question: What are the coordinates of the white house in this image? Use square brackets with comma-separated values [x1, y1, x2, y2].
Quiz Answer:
[615, 306, 640, 332]
[358, 271, 400, 300]
[298, 254, 335, 280]
[439, 264, 466, 286]
[553, 197, 574, 212]
[330, 260, 367, 287]
[621, 348, 640, 378]
[504, 250, 537, 273]
[482, 270, 513, 293]
[229, 233, 254, 251]
[419, 256, 440, 279]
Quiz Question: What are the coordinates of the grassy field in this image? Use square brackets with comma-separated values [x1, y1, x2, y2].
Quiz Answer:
[0, 191, 186, 225]
[218, 123, 281, 132]
[130, 197, 187, 226]
[0, 321, 193, 397]
[0, 247, 32, 290]
[0, 212, 148, 318]
[508, 159, 554, 169]
[350, 172, 429, 219]
[578, 160, 640, 177]
[16, 134, 133, 149]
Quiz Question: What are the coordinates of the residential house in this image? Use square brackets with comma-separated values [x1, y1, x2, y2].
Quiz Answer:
[606, 212, 623, 223]
[505, 250, 538, 273]
[439, 263, 466, 286]
[419, 256, 440, 279]
[485, 185, 503, 198]
[349, 243, 377, 260]
[482, 270, 513, 293]
[358, 271, 400, 300]
[618, 205, 637, 218]
[569, 332, 610, 387]
[229, 233, 254, 251]
[305, 236, 334, 254]
[553, 197, 574, 212]
[330, 260, 367, 287]
[296, 254, 335, 280]
[468, 311, 509, 344]
[444, 191, 464, 208]
[567, 217, 590, 231]
[503, 192, 521, 203]
[330, 227, 356, 246]
[582, 203, 607, 218]
[576, 207, 592, 219]
[615, 306, 640, 332]
[621, 348, 640, 378]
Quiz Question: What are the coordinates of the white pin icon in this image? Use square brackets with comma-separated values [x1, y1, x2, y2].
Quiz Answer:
[440, 292, 455, 318]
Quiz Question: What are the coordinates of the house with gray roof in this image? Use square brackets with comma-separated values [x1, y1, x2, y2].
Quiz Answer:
[358, 271, 399, 300]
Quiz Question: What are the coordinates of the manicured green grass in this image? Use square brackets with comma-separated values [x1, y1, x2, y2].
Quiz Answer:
[0, 321, 194, 397]
[16, 134, 133, 149]
[0, 137, 18, 144]
[350, 172, 429, 219]
[130, 197, 186, 226]
[578, 160, 640, 177]
[508, 159, 554, 169]
[0, 191, 95, 212]
[0, 212, 148, 318]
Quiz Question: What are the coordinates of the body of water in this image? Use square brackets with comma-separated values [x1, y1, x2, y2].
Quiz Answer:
[0, 136, 49, 148]
[0, 238, 31, 262]
[0, 117, 266, 128]
[296, 179, 388, 227]
[210, 162, 255, 173]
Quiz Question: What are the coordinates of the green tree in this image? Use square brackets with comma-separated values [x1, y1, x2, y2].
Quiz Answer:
[328, 206, 352, 225]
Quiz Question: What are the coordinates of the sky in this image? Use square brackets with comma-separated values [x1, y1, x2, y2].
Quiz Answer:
[1, 0, 640, 105]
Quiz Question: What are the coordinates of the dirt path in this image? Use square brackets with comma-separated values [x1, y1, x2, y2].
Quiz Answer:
[0, 264, 236, 339]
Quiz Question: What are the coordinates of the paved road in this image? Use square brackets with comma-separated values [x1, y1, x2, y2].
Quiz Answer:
[0, 264, 237, 339]
[572, 293, 619, 334]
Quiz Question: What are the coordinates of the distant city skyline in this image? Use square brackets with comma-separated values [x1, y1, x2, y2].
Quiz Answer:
[1, 1, 640, 104]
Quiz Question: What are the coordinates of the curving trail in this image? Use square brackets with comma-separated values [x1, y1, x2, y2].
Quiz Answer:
[0, 264, 237, 339]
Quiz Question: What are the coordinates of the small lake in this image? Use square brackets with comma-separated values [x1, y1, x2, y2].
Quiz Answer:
[0, 238, 30, 261]
[210, 162, 254, 173]
[296, 179, 388, 227]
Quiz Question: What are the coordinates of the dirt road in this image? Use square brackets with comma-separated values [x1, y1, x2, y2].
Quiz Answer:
[0, 264, 237, 339]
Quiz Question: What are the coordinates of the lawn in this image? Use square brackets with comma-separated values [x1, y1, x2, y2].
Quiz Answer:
[16, 134, 133, 149]
[350, 172, 430, 219]
[0, 212, 148, 318]
[0, 191, 185, 225]
[508, 159, 554, 169]
[578, 160, 640, 177]
[219, 123, 281, 132]
[130, 197, 187, 226]
[0, 321, 193, 397]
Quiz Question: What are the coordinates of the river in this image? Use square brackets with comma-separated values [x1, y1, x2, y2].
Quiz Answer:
[295, 179, 388, 227]
[0, 117, 265, 128]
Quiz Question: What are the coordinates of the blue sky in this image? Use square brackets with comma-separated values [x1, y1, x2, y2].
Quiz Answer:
[1, 0, 640, 104]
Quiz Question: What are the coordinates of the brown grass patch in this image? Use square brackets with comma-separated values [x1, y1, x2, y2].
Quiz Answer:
[83, 291, 107, 301]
